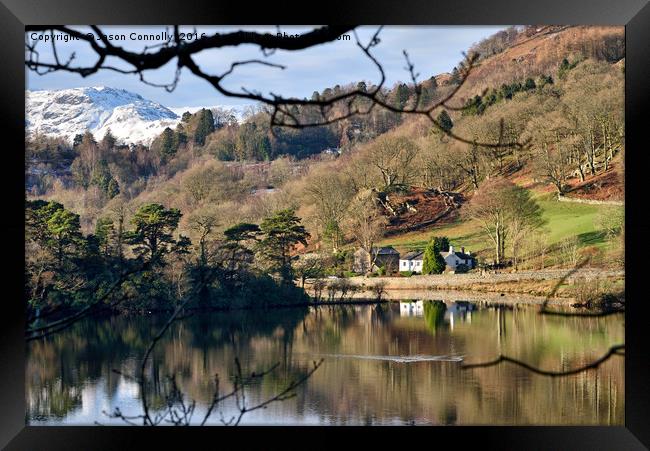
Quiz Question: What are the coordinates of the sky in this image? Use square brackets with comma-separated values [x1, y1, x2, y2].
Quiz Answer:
[26, 26, 507, 110]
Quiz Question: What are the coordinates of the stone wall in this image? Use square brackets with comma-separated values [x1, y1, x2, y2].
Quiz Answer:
[557, 195, 623, 206]
[305, 268, 624, 292]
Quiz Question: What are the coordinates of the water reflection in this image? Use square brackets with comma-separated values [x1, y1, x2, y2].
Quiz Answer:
[27, 299, 624, 425]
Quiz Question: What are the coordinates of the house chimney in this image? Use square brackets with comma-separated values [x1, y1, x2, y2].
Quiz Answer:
[461, 247, 465, 254]
[449, 245, 454, 254]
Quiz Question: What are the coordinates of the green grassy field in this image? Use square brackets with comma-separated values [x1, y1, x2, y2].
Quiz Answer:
[379, 192, 623, 266]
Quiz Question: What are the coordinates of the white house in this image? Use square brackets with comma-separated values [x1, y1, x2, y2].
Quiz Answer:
[441, 245, 476, 271]
[399, 250, 424, 273]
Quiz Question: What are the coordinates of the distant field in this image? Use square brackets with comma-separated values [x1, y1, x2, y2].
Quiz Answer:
[379, 192, 623, 266]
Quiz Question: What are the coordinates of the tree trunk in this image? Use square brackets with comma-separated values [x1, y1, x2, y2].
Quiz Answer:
[494, 222, 501, 265]
[587, 130, 597, 176]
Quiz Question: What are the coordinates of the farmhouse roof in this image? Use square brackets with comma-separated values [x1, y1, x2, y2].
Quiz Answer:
[373, 246, 400, 255]
[401, 250, 424, 260]
[442, 249, 475, 260]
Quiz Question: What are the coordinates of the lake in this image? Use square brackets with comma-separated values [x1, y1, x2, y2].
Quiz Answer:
[26, 298, 624, 425]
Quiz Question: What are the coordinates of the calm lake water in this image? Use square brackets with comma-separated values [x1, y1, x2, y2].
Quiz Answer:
[27, 299, 624, 425]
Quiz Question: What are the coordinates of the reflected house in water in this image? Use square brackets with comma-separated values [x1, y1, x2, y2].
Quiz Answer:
[400, 300, 424, 316]
[400, 300, 477, 330]
[446, 301, 476, 330]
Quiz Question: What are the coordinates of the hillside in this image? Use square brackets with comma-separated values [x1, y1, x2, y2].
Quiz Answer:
[454, 25, 624, 103]
[382, 187, 463, 235]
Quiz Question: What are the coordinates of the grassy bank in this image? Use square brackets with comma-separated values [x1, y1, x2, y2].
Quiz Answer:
[379, 193, 623, 268]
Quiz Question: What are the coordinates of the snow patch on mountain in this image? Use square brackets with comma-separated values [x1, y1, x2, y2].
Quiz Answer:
[26, 86, 181, 145]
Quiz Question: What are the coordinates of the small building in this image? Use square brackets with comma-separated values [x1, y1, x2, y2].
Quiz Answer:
[353, 246, 400, 274]
[441, 245, 476, 272]
[399, 250, 424, 273]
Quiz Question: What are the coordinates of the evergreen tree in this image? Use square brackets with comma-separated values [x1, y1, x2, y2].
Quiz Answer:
[159, 127, 177, 161]
[90, 159, 119, 198]
[394, 83, 410, 109]
[72, 134, 84, 148]
[46, 206, 83, 266]
[181, 111, 192, 123]
[257, 209, 310, 284]
[126, 203, 183, 265]
[432, 236, 450, 252]
[450, 67, 461, 84]
[95, 217, 115, 256]
[558, 58, 571, 79]
[107, 178, 120, 199]
[174, 124, 187, 148]
[422, 236, 448, 274]
[437, 110, 454, 132]
[524, 77, 537, 90]
[194, 109, 215, 146]
[100, 129, 117, 151]
[418, 86, 433, 108]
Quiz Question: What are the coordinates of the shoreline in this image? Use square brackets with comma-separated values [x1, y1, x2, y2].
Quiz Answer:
[305, 268, 624, 301]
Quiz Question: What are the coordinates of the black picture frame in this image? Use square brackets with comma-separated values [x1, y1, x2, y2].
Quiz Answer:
[1, 0, 648, 448]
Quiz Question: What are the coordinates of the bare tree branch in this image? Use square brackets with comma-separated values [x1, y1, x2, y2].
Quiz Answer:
[461, 344, 624, 376]
[462, 257, 625, 376]
[25, 25, 524, 150]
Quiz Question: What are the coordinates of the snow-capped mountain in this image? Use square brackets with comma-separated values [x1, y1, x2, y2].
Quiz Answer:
[26, 86, 181, 145]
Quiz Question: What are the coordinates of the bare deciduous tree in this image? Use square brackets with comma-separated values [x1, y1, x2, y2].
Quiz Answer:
[304, 170, 356, 252]
[465, 177, 543, 266]
[345, 191, 387, 273]
[365, 135, 419, 192]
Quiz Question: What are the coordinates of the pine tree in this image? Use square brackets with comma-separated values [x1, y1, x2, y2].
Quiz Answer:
[558, 58, 571, 79]
[524, 78, 536, 90]
[95, 217, 115, 256]
[257, 209, 310, 284]
[437, 110, 454, 132]
[450, 67, 461, 84]
[126, 203, 183, 265]
[194, 109, 215, 146]
[432, 236, 450, 252]
[72, 134, 84, 148]
[100, 129, 117, 151]
[422, 236, 448, 274]
[106, 178, 120, 199]
[159, 127, 177, 161]
[394, 84, 410, 109]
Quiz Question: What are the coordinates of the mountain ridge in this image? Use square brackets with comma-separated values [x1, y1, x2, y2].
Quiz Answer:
[26, 86, 181, 145]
